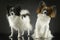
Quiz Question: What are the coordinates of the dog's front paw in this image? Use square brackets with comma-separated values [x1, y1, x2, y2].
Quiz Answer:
[35, 36, 40, 39]
[48, 34, 54, 38]
[18, 35, 21, 38]
[32, 34, 40, 39]
[43, 34, 53, 38]
[27, 35, 30, 37]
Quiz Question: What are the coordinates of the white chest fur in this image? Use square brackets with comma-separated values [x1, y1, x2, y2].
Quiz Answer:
[32, 14, 53, 38]
[37, 14, 51, 26]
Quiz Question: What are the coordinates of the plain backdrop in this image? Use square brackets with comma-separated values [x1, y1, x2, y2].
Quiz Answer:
[0, 0, 60, 35]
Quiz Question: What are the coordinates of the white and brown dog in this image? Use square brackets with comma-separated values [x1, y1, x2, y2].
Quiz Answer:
[20, 9, 32, 36]
[32, 1, 56, 38]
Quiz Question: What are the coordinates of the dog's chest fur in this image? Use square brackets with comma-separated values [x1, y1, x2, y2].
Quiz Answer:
[37, 14, 51, 26]
[22, 16, 30, 23]
[8, 16, 20, 27]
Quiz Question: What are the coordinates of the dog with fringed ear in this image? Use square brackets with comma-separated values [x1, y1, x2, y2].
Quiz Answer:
[6, 5, 23, 38]
[20, 9, 32, 37]
[32, 1, 56, 38]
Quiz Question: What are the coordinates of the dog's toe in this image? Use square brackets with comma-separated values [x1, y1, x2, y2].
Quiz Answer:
[27, 35, 30, 37]
[18, 35, 21, 38]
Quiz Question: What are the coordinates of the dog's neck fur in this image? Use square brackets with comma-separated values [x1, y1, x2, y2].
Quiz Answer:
[37, 13, 51, 26]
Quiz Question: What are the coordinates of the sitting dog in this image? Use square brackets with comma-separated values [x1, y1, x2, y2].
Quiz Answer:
[32, 1, 56, 38]
[20, 9, 32, 36]
[6, 5, 23, 38]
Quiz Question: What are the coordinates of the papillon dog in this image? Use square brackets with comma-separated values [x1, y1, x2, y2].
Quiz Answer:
[20, 9, 32, 36]
[6, 5, 23, 38]
[32, 1, 56, 38]
[6, 5, 32, 37]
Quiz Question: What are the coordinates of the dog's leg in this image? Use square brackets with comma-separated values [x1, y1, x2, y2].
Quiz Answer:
[9, 27, 13, 38]
[27, 30, 30, 37]
[18, 29, 21, 37]
[32, 20, 40, 38]
[43, 25, 50, 38]
[48, 30, 53, 38]
[35, 29, 39, 38]
[32, 27, 39, 38]
[42, 25, 48, 38]
[21, 31, 24, 36]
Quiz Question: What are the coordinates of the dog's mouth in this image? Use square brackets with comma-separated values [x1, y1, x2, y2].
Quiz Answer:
[11, 13, 13, 15]
[42, 9, 48, 14]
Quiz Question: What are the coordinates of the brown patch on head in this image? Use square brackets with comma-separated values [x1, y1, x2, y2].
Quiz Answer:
[36, 1, 46, 13]
[36, 1, 56, 18]
[49, 6, 56, 18]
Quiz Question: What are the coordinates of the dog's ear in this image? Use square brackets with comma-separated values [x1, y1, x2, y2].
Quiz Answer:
[15, 6, 21, 12]
[14, 5, 21, 16]
[7, 5, 13, 13]
[36, 1, 46, 14]
[50, 5, 56, 18]
[36, 7, 41, 14]
[40, 1, 46, 7]
[7, 5, 12, 10]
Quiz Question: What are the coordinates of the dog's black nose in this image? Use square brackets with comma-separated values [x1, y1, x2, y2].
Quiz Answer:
[11, 13, 14, 15]
[44, 11, 47, 14]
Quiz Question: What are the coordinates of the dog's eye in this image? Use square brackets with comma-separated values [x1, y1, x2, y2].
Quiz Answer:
[22, 15, 26, 19]
[10, 12, 15, 15]
[11, 13, 13, 15]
